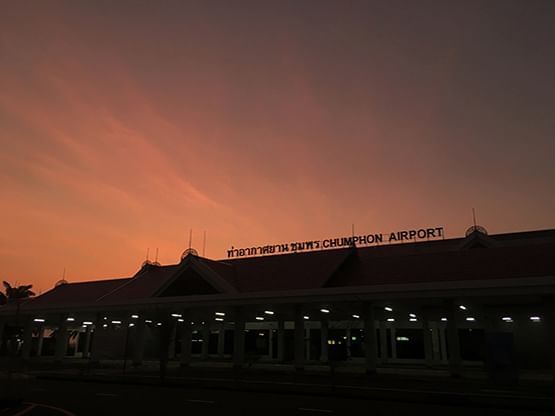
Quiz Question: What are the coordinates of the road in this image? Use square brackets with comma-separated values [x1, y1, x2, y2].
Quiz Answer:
[1, 378, 553, 416]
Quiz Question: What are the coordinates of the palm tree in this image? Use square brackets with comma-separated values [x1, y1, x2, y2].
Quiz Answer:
[1, 281, 35, 304]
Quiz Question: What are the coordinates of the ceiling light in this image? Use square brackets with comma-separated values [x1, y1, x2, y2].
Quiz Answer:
[255, 317, 264, 321]
[83, 321, 93, 325]
[131, 314, 139, 319]
[66, 317, 75, 322]
[459, 305, 467, 310]
[387, 318, 395, 322]
[465, 317, 475, 321]
[171, 313, 182, 318]
[409, 313, 416, 318]
[530, 316, 541, 322]
[264, 310, 274, 315]
[215, 312, 225, 316]
[320, 308, 330, 313]
[441, 317, 448, 321]
[352, 314, 360, 319]
[111, 320, 122, 324]
[215, 317, 224, 322]
[384, 307, 393, 312]
[501, 317, 513, 322]
[409, 318, 417, 322]
[33, 318, 45, 323]
[303, 315, 310, 320]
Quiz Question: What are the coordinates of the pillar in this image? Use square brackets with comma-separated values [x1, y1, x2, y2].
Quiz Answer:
[543, 299, 555, 382]
[217, 323, 225, 358]
[277, 318, 285, 362]
[439, 326, 447, 362]
[180, 312, 192, 367]
[201, 323, 210, 360]
[379, 321, 388, 363]
[0, 320, 5, 353]
[346, 328, 352, 359]
[132, 318, 146, 366]
[36, 326, 45, 357]
[21, 318, 33, 360]
[294, 304, 304, 370]
[232, 306, 245, 369]
[54, 314, 69, 363]
[390, 327, 397, 360]
[89, 313, 103, 364]
[422, 310, 434, 368]
[305, 328, 311, 361]
[363, 302, 378, 374]
[82, 325, 92, 359]
[320, 319, 329, 362]
[268, 326, 274, 359]
[445, 300, 462, 377]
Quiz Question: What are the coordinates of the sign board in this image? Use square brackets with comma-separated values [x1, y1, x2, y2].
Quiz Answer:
[227, 226, 444, 258]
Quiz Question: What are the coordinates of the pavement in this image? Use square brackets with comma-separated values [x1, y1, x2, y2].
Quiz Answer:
[2, 359, 555, 414]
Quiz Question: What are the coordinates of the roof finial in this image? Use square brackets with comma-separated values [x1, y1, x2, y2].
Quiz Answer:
[472, 208, 477, 228]
[202, 230, 206, 257]
[188, 229, 193, 250]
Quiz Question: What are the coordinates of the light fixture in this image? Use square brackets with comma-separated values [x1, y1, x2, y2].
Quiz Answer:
[501, 317, 513, 322]
[177, 318, 184, 322]
[129, 323, 135, 327]
[131, 314, 139, 319]
[111, 320, 122, 324]
[465, 317, 475, 322]
[530, 316, 541, 322]
[408, 313, 416, 318]
[215, 312, 225, 316]
[459, 305, 467, 310]
[215, 317, 224, 322]
[387, 318, 395, 322]
[396, 336, 410, 342]
[171, 313, 182, 318]
[145, 319, 153, 323]
[258, 332, 265, 336]
[33, 318, 45, 323]
[102, 324, 108, 328]
[352, 314, 360, 319]
[441, 317, 448, 322]
[264, 310, 274, 315]
[255, 316, 264, 321]
[66, 317, 75, 322]
[156, 322, 162, 326]
[320, 308, 330, 313]
[303, 315, 310, 320]
[83, 321, 93, 325]
[409, 318, 417, 322]
[384, 307, 393, 312]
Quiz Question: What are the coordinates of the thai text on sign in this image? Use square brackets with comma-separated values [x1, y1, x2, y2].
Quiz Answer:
[227, 227, 444, 258]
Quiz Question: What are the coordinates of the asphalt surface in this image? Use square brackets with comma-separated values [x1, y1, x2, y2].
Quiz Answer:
[1, 378, 554, 416]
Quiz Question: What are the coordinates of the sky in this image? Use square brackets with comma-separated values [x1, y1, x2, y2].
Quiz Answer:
[1, 1, 554, 293]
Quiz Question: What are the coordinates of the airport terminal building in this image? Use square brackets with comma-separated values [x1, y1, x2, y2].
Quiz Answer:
[1, 226, 555, 380]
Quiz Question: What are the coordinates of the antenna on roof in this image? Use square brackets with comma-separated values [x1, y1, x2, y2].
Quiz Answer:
[472, 208, 477, 228]
[188, 229, 193, 250]
[202, 230, 206, 257]
[155, 248, 159, 263]
[351, 223, 356, 247]
[62, 267, 66, 280]
[146, 248, 150, 262]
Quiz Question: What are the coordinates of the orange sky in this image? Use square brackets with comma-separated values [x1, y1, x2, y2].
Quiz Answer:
[1, 1, 554, 294]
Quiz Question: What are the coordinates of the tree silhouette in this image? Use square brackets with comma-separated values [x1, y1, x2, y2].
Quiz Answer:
[0, 281, 35, 305]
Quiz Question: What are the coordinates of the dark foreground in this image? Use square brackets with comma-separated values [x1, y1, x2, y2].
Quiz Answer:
[1, 377, 554, 416]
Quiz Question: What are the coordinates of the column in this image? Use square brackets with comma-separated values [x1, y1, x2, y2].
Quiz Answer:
[217, 323, 225, 358]
[422, 310, 434, 367]
[305, 328, 311, 361]
[73, 332, 80, 356]
[36, 325, 45, 357]
[21, 318, 33, 360]
[168, 322, 177, 360]
[439, 326, 447, 363]
[180, 311, 192, 367]
[320, 319, 329, 362]
[543, 299, 555, 382]
[90, 313, 103, 364]
[390, 327, 397, 360]
[363, 302, 378, 374]
[346, 328, 352, 359]
[132, 317, 146, 366]
[277, 318, 285, 362]
[379, 321, 388, 363]
[294, 304, 304, 371]
[54, 314, 69, 363]
[268, 326, 274, 360]
[201, 323, 210, 360]
[445, 300, 462, 377]
[431, 322, 441, 362]
[233, 306, 245, 369]
[0, 320, 5, 353]
[82, 325, 92, 359]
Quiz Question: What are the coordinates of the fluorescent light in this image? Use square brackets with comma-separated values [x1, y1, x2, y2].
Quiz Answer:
[33, 318, 45, 323]
[131, 314, 139, 319]
[352, 314, 360, 319]
[129, 323, 135, 327]
[215, 312, 225, 316]
[215, 317, 224, 321]
[83, 321, 93, 325]
[501, 317, 513, 322]
[258, 332, 265, 336]
[387, 318, 395, 322]
[459, 305, 467, 310]
[156, 322, 162, 326]
[465, 317, 475, 322]
[530, 316, 541, 322]
[111, 320, 122, 324]
[384, 307, 393, 312]
[303, 315, 310, 320]
[320, 308, 330, 313]
[409, 313, 416, 318]
[264, 310, 274, 315]
[177, 318, 184, 322]
[409, 318, 417, 322]
[441, 317, 448, 321]
[102, 324, 108, 328]
[171, 313, 182, 318]
[396, 336, 410, 341]
[145, 319, 153, 323]
[255, 316, 264, 321]
[66, 317, 75, 322]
